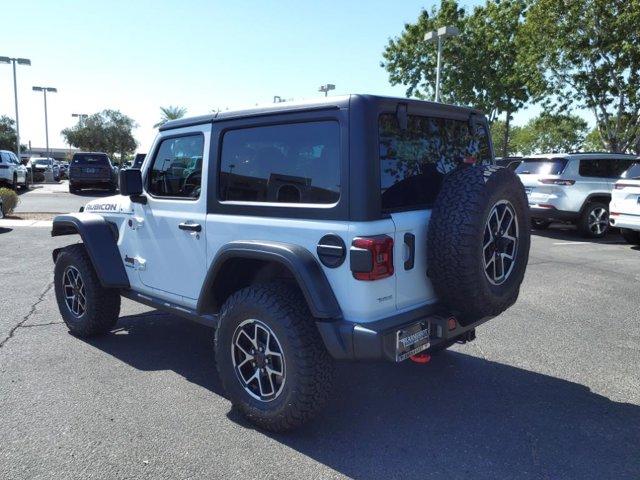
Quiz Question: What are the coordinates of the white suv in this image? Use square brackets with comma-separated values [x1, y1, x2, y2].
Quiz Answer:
[516, 153, 637, 238]
[0, 150, 29, 190]
[610, 161, 640, 244]
[50, 95, 531, 431]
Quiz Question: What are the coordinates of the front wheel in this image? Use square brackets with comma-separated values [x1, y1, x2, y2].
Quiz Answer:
[215, 283, 334, 432]
[54, 244, 121, 337]
[579, 202, 609, 238]
[620, 228, 640, 245]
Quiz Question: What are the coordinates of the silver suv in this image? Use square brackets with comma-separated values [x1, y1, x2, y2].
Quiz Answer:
[516, 153, 637, 238]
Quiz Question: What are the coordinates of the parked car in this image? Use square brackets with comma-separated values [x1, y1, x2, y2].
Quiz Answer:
[32, 157, 61, 182]
[132, 153, 146, 169]
[0, 150, 29, 190]
[57, 161, 69, 179]
[50, 95, 531, 431]
[68, 152, 118, 193]
[516, 153, 637, 238]
[610, 161, 640, 245]
[495, 156, 522, 170]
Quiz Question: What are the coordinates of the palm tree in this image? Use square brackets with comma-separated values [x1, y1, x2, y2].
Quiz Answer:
[154, 106, 187, 128]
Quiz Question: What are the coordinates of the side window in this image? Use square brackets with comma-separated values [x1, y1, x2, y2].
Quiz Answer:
[379, 113, 493, 211]
[219, 121, 340, 204]
[579, 159, 605, 177]
[0, 153, 5, 164]
[147, 134, 204, 199]
[608, 159, 635, 178]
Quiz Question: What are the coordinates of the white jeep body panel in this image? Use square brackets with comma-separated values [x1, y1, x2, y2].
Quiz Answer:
[83, 122, 440, 324]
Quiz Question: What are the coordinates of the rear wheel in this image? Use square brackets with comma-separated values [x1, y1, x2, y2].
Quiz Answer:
[579, 202, 609, 238]
[215, 283, 334, 432]
[531, 218, 551, 230]
[620, 228, 640, 245]
[54, 244, 120, 337]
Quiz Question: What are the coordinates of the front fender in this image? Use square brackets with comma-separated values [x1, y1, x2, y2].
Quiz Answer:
[52, 213, 129, 289]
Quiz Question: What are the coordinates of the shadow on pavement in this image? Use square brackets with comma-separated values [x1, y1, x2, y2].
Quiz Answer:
[531, 223, 626, 245]
[86, 312, 640, 479]
[71, 189, 116, 197]
[0, 227, 13, 234]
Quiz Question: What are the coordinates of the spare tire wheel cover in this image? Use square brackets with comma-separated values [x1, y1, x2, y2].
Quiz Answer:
[426, 165, 531, 323]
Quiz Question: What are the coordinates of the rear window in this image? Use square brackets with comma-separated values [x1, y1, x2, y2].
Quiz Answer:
[219, 121, 340, 204]
[515, 158, 568, 175]
[72, 154, 110, 166]
[379, 113, 492, 211]
[622, 163, 640, 179]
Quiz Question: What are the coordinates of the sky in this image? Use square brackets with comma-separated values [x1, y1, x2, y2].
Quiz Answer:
[1, 0, 546, 153]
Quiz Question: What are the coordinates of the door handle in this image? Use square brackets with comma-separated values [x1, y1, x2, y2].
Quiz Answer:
[178, 222, 201, 232]
[404, 233, 415, 270]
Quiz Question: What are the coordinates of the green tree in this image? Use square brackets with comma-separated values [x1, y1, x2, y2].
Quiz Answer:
[0, 116, 18, 152]
[62, 110, 138, 164]
[154, 106, 187, 128]
[381, 0, 542, 156]
[515, 114, 589, 155]
[583, 128, 605, 152]
[523, 0, 640, 153]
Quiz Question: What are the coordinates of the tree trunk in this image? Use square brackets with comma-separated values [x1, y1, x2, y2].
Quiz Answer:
[502, 111, 511, 158]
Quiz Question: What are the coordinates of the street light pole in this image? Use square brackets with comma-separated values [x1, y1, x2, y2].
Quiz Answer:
[0, 56, 31, 157]
[33, 86, 57, 161]
[424, 26, 460, 103]
[318, 84, 335, 97]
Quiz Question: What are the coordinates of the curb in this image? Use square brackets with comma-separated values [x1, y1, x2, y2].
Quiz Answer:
[0, 219, 53, 227]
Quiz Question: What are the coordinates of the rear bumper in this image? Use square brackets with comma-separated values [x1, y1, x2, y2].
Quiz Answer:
[530, 206, 578, 222]
[70, 178, 113, 187]
[610, 213, 640, 230]
[316, 304, 493, 362]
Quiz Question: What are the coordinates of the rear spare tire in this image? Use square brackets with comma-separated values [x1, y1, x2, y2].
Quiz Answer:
[427, 165, 530, 323]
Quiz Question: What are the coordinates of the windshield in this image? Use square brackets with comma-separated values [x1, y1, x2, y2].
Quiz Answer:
[72, 154, 109, 165]
[515, 158, 567, 175]
[34, 159, 51, 165]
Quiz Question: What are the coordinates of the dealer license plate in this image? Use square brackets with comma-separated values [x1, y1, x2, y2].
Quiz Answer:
[395, 321, 430, 362]
[85, 168, 96, 173]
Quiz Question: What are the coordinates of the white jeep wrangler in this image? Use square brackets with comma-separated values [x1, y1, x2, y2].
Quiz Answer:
[51, 95, 530, 431]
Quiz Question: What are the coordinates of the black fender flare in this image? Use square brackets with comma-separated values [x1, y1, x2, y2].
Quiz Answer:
[51, 213, 129, 289]
[197, 240, 341, 319]
[580, 193, 612, 213]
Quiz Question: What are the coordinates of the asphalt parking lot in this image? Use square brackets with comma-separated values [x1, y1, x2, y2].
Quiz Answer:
[13, 181, 109, 215]
[1, 222, 639, 479]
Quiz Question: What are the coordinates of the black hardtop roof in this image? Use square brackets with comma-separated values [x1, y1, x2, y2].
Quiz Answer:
[159, 94, 484, 131]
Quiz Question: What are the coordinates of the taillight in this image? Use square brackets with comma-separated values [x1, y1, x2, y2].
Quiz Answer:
[350, 235, 394, 281]
[615, 183, 636, 189]
[539, 178, 575, 186]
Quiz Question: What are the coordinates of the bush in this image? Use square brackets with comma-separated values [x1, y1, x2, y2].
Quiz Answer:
[0, 188, 19, 215]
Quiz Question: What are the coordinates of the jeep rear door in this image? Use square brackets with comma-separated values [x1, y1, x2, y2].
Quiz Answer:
[379, 112, 493, 310]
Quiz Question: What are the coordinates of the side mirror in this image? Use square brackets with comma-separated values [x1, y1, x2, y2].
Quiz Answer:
[119, 168, 143, 196]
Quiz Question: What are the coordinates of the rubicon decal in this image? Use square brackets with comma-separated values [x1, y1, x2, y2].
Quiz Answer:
[85, 203, 118, 212]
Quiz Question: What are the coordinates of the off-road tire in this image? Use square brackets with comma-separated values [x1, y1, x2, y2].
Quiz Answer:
[531, 218, 551, 230]
[215, 283, 334, 432]
[54, 244, 120, 337]
[579, 202, 609, 238]
[620, 228, 640, 245]
[427, 165, 530, 323]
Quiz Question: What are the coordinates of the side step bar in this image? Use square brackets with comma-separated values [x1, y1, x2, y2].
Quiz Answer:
[121, 290, 219, 328]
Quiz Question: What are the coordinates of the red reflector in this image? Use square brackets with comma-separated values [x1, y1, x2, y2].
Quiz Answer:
[410, 353, 431, 364]
[610, 212, 620, 217]
[615, 183, 636, 189]
[537, 204, 557, 209]
[352, 235, 394, 281]
[447, 317, 457, 331]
